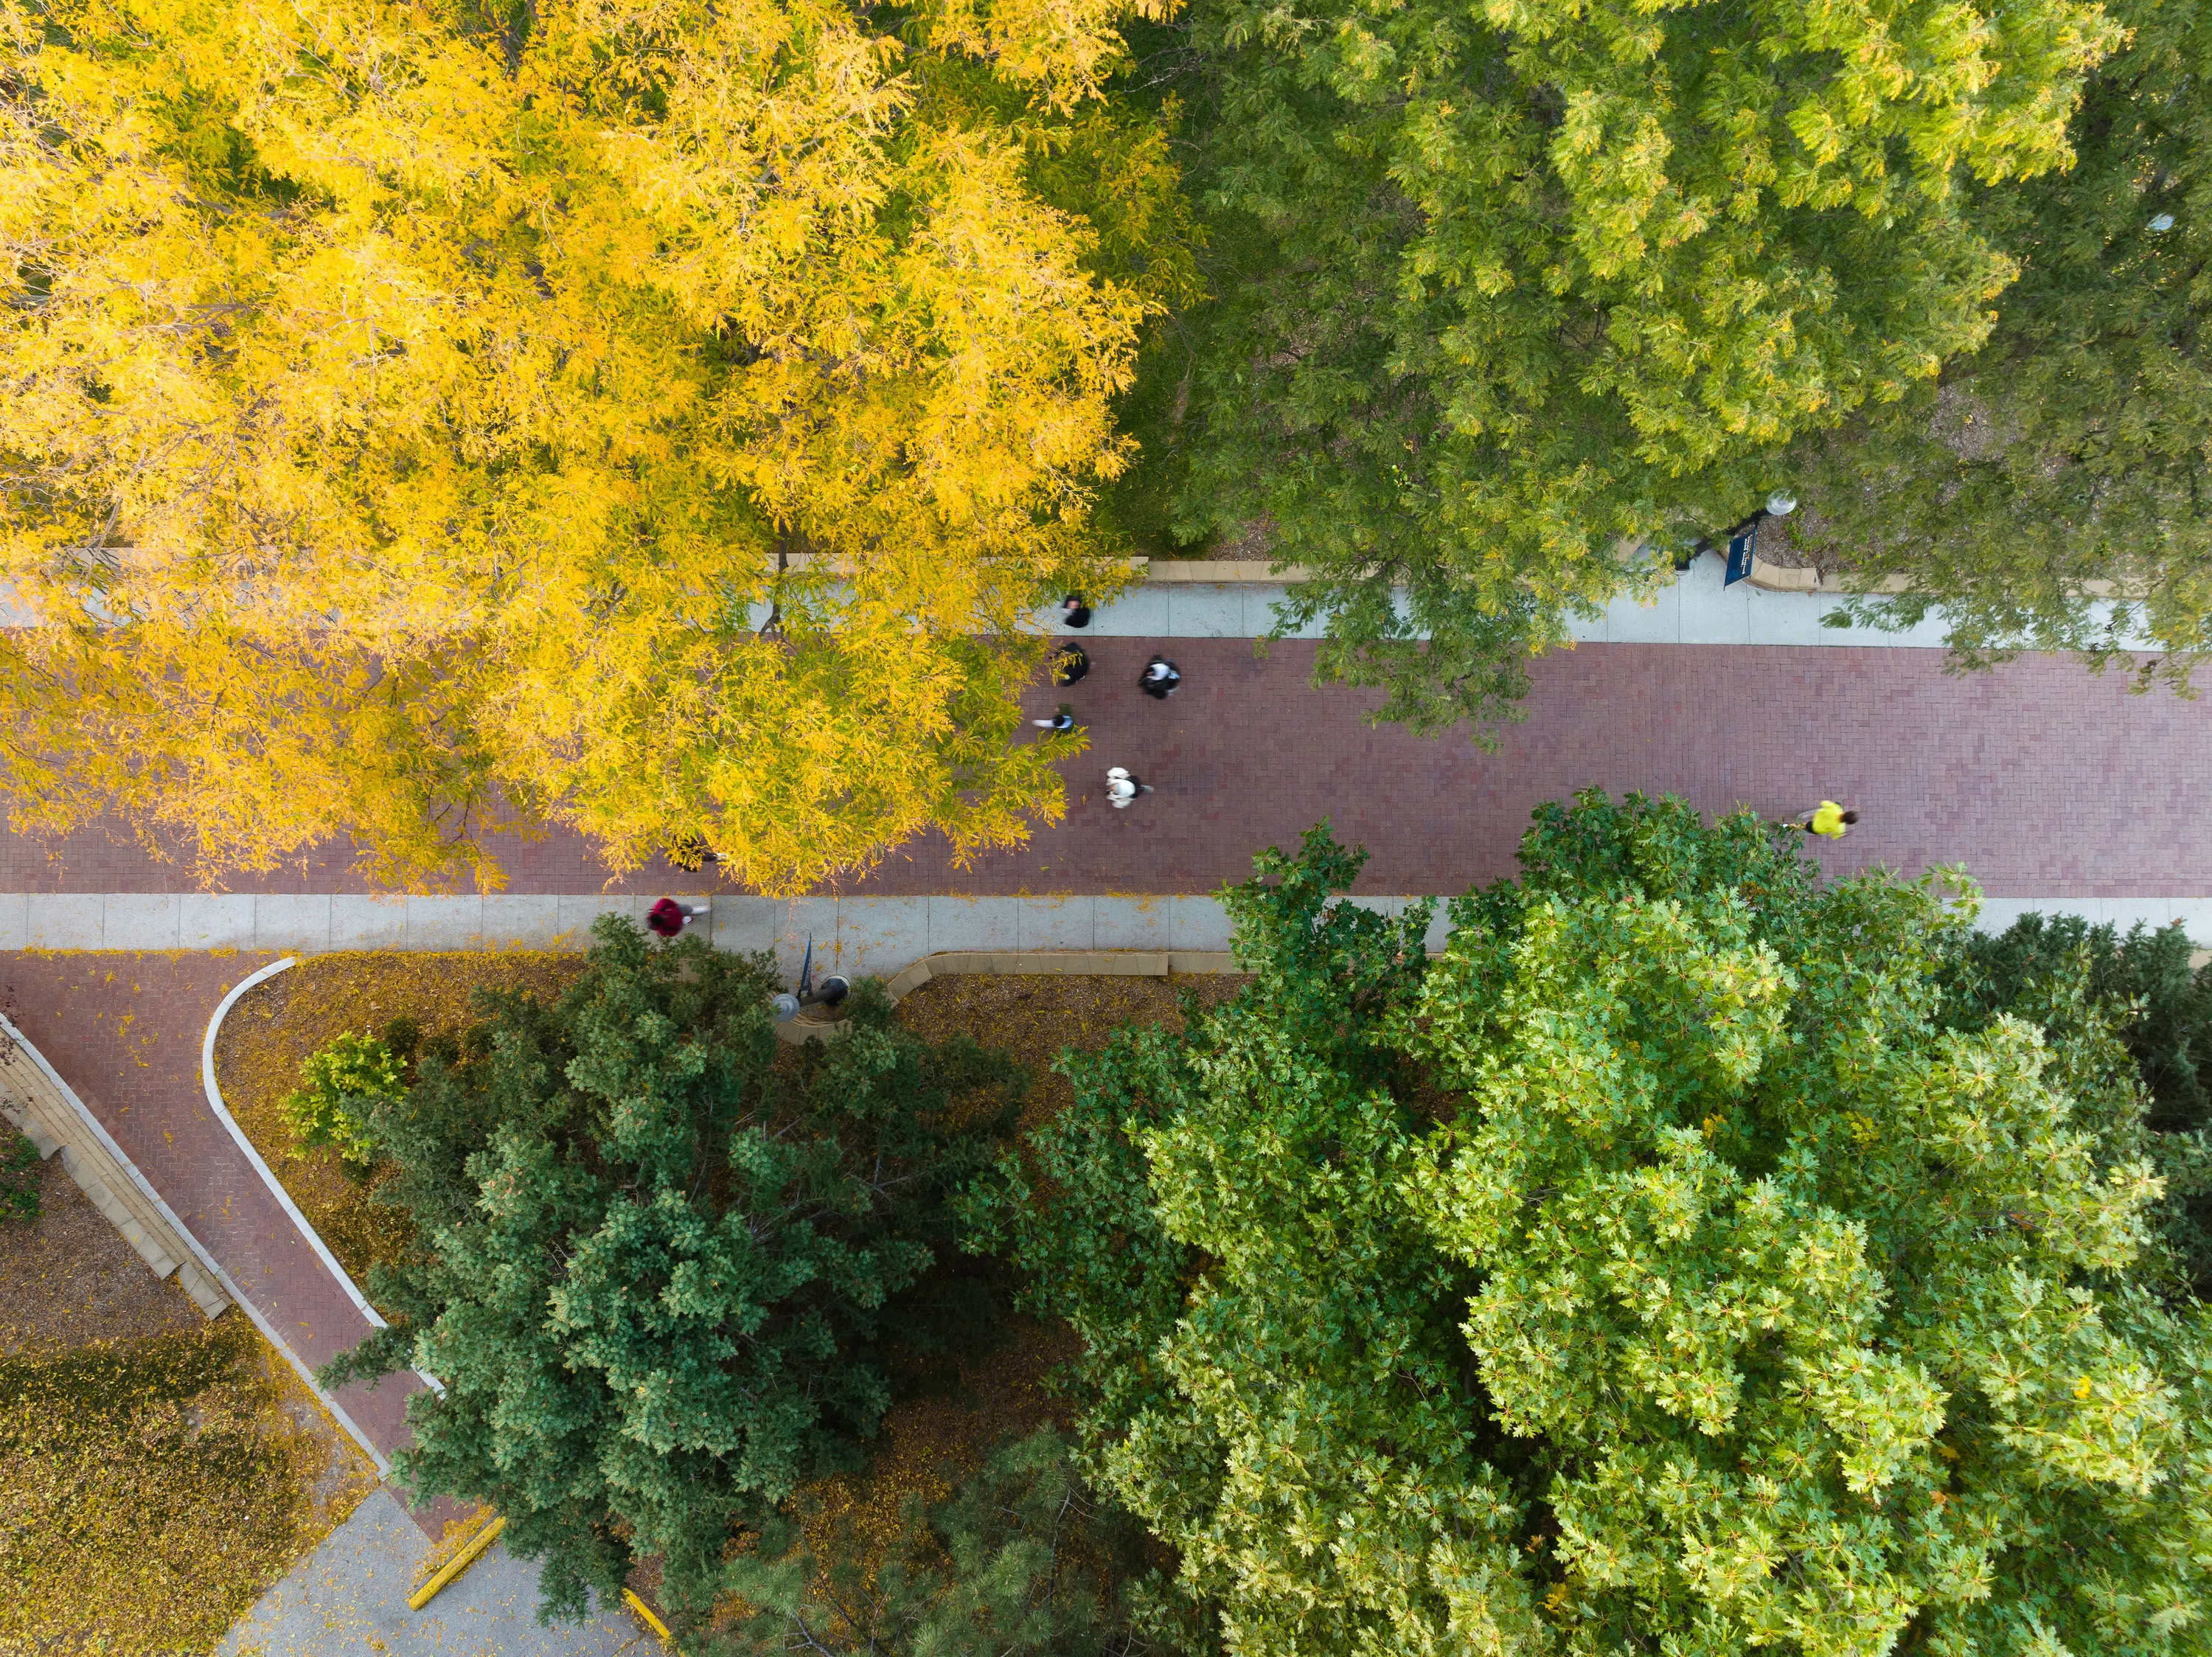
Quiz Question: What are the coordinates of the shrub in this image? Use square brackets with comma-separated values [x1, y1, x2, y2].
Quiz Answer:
[0, 1122, 40, 1223]
[278, 1029, 405, 1169]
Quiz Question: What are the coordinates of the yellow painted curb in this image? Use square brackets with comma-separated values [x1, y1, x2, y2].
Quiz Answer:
[408, 1512, 507, 1611]
[625, 1588, 678, 1649]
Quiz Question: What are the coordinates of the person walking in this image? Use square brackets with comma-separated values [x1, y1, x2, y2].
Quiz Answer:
[1105, 766, 1152, 809]
[1032, 704, 1078, 734]
[1053, 642, 1089, 685]
[1061, 594, 1093, 630]
[1789, 801, 1858, 839]
[646, 897, 710, 938]
[1138, 654, 1180, 699]
[666, 836, 723, 872]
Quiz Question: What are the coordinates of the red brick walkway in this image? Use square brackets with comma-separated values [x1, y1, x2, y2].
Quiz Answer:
[5, 639, 2205, 1560]
[1, 954, 425, 1479]
[1, 643, 2204, 899]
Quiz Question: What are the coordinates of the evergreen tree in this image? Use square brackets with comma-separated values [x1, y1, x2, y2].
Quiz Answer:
[715, 1428, 1168, 1656]
[323, 917, 1023, 1628]
[972, 800, 2212, 1656]
[1144, 0, 2119, 734]
[1792, 0, 2212, 687]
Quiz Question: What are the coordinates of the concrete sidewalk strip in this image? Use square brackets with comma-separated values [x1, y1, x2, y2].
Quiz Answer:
[1034, 558, 2152, 649]
[3, 891, 2204, 958]
[218, 1489, 641, 1657]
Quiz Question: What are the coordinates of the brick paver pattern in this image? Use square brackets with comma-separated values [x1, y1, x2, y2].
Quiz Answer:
[7, 639, 2205, 1557]
[1, 643, 2204, 899]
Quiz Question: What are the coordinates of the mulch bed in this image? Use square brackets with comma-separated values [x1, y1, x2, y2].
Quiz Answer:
[892, 969, 1245, 1136]
[795, 971, 1245, 1532]
[201, 953, 1246, 1635]
[209, 951, 588, 1294]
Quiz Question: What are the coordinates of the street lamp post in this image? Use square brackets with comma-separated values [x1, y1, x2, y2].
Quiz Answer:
[771, 937, 849, 1024]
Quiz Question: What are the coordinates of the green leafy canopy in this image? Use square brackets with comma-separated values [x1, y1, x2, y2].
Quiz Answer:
[1792, 0, 2212, 688]
[971, 795, 2212, 1657]
[1147, 0, 2118, 733]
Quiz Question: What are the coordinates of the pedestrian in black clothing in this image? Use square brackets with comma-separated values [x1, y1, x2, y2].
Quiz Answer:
[667, 836, 723, 872]
[1138, 654, 1180, 699]
[1054, 643, 1089, 685]
[1032, 704, 1077, 734]
[1061, 594, 1092, 629]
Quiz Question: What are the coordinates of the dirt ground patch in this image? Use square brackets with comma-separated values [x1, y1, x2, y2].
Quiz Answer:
[0, 1125, 376, 1656]
[211, 952, 588, 1293]
[0, 1141, 206, 1358]
[892, 970, 1246, 1135]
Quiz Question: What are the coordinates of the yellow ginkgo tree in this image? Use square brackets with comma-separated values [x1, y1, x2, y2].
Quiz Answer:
[0, 0, 1183, 892]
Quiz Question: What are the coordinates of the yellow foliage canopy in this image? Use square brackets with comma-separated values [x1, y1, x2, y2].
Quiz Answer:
[0, 0, 1175, 892]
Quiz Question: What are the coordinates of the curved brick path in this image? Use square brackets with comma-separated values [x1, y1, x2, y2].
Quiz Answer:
[0, 642, 2204, 900]
[1, 954, 428, 1491]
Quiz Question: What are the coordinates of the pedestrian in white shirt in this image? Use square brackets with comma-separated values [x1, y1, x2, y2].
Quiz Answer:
[1105, 766, 1153, 809]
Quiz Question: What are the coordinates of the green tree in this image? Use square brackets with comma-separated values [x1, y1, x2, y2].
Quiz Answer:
[972, 799, 2212, 1656]
[322, 918, 1023, 1629]
[1950, 912, 2212, 1296]
[715, 1428, 1169, 1656]
[1790, 0, 2212, 688]
[1145, 0, 2118, 733]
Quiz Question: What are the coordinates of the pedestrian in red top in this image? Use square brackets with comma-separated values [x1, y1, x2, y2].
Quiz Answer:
[647, 898, 709, 938]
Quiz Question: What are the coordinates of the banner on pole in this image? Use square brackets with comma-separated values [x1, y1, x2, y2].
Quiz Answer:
[1724, 523, 1757, 586]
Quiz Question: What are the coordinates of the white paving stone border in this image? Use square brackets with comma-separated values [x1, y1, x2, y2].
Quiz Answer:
[8, 890, 2204, 973]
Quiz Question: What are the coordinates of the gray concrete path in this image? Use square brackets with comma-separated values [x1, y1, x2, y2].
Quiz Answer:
[218, 1490, 644, 1657]
[4, 889, 2205, 965]
[1026, 560, 1956, 645]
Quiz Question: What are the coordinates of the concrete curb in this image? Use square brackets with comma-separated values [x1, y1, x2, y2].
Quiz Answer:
[882, 949, 1239, 1001]
[198, 959, 452, 1474]
[200, 959, 393, 1339]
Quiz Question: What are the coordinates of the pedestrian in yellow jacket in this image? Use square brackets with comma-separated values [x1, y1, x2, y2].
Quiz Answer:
[1791, 800, 1858, 838]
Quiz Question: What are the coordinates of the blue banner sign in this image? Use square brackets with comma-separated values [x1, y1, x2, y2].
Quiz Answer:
[1724, 523, 1757, 586]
